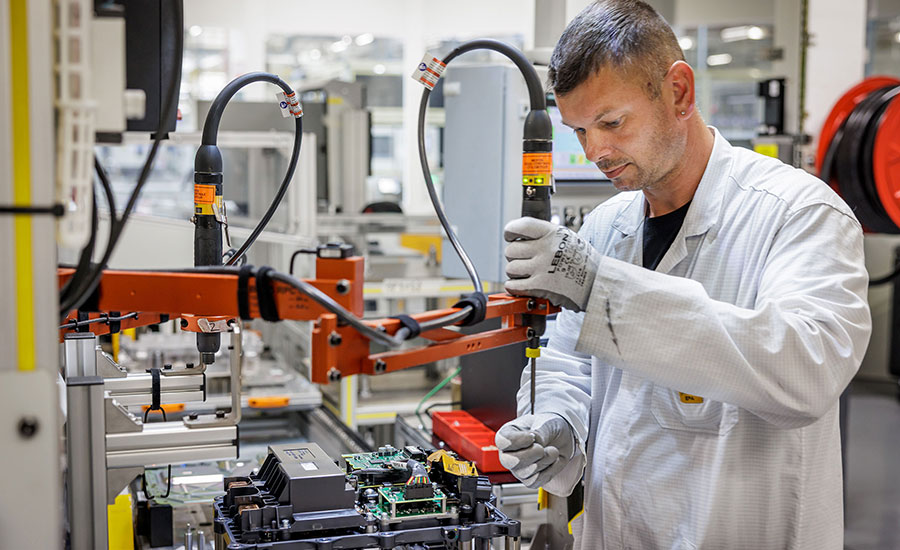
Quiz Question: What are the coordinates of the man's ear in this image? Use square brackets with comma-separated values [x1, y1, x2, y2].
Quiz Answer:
[664, 60, 695, 118]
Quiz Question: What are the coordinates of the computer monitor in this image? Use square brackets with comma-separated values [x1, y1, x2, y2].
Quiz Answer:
[547, 95, 609, 184]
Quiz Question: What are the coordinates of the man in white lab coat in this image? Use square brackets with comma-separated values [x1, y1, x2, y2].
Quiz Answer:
[495, 1, 872, 548]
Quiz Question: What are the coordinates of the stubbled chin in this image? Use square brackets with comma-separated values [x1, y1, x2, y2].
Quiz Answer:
[611, 178, 640, 192]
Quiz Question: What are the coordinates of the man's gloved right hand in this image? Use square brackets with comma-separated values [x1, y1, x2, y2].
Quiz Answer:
[495, 413, 576, 489]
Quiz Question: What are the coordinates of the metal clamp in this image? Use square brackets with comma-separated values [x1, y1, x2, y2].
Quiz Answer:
[184, 320, 242, 428]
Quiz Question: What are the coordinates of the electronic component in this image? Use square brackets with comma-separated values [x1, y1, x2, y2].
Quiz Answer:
[376, 485, 445, 519]
[403, 459, 434, 500]
[213, 443, 521, 549]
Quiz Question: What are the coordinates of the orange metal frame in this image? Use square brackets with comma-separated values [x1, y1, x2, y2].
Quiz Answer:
[58, 256, 555, 384]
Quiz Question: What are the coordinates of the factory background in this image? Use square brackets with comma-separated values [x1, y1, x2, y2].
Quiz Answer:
[1, 0, 899, 548]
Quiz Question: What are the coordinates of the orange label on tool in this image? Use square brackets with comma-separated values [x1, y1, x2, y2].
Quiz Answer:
[194, 184, 216, 204]
[522, 153, 552, 175]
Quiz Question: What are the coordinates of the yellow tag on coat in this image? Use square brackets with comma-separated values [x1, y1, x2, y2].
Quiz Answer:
[679, 392, 704, 404]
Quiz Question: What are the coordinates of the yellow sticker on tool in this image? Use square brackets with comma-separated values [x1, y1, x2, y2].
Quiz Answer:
[525, 347, 541, 358]
[522, 152, 552, 175]
[522, 175, 552, 186]
[679, 392, 704, 404]
[194, 184, 216, 204]
[195, 194, 223, 216]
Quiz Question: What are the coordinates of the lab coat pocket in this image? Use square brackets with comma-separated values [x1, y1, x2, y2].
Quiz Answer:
[650, 385, 738, 436]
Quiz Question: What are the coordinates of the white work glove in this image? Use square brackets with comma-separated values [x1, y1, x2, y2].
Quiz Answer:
[504, 217, 599, 312]
[495, 413, 576, 489]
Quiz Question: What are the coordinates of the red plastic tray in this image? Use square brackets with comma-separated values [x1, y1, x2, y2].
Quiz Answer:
[431, 410, 505, 473]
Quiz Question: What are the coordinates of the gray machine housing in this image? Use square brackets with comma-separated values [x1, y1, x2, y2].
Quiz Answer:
[441, 64, 532, 285]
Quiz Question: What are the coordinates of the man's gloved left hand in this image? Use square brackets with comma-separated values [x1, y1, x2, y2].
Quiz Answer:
[495, 413, 576, 489]
[504, 217, 599, 312]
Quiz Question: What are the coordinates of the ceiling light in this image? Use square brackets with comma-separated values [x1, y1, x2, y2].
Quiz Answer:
[331, 40, 348, 53]
[356, 33, 374, 46]
[747, 26, 766, 40]
[189, 25, 202, 37]
[309, 49, 321, 60]
[707, 53, 733, 66]
[721, 25, 767, 42]
[678, 36, 694, 50]
[373, 64, 386, 74]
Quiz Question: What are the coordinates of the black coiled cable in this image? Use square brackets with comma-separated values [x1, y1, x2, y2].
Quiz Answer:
[820, 83, 900, 285]
[820, 84, 900, 234]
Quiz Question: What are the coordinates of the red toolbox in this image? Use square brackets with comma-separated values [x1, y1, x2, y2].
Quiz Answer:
[431, 410, 505, 473]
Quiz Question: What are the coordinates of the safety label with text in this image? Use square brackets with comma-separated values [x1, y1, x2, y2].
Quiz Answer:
[411, 53, 447, 90]
[276, 91, 303, 118]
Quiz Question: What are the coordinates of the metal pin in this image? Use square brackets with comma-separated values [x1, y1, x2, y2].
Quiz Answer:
[530, 356, 536, 415]
[528, 335, 540, 415]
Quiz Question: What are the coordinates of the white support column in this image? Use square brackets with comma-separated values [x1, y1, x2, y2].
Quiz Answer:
[400, 0, 431, 215]
[804, 0, 867, 145]
[1, 0, 63, 547]
[772, 0, 802, 135]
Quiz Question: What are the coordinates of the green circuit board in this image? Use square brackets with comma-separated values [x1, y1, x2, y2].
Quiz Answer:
[375, 486, 447, 519]
[342, 447, 409, 472]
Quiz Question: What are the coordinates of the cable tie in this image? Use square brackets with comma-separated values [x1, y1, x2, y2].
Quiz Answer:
[451, 292, 488, 326]
[146, 367, 162, 414]
[255, 266, 281, 322]
[411, 53, 446, 90]
[237, 264, 254, 321]
[108, 310, 122, 335]
[0, 204, 65, 216]
[76, 311, 91, 333]
[390, 314, 422, 339]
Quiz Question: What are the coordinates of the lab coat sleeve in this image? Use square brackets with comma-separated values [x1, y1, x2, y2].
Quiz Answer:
[516, 308, 592, 495]
[575, 203, 871, 428]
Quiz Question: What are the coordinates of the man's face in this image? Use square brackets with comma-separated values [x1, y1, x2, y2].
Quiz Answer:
[556, 65, 686, 192]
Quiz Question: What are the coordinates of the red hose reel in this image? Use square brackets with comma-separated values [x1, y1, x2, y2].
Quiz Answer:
[817, 76, 900, 233]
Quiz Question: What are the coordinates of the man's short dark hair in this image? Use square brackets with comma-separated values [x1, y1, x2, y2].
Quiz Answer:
[549, 0, 685, 98]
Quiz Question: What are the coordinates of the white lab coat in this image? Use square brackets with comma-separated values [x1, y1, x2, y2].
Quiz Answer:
[518, 128, 871, 549]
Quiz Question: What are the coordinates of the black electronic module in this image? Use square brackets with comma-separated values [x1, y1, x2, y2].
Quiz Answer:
[213, 443, 521, 549]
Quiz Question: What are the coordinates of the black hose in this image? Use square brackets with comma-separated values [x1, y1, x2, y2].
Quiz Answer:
[441, 39, 545, 110]
[416, 39, 548, 295]
[89, 264, 474, 348]
[225, 115, 301, 265]
[59, 311, 138, 330]
[416, 91, 482, 294]
[869, 266, 900, 287]
[200, 73, 295, 145]
[94, 155, 118, 220]
[62, 158, 119, 302]
[61, 183, 98, 302]
[267, 269, 406, 347]
[194, 72, 303, 266]
[59, 0, 184, 315]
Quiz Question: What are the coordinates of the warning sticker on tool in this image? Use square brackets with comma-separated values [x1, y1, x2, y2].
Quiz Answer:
[522, 153, 553, 175]
[276, 91, 303, 118]
[194, 184, 216, 204]
[411, 53, 447, 90]
[195, 195, 223, 216]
